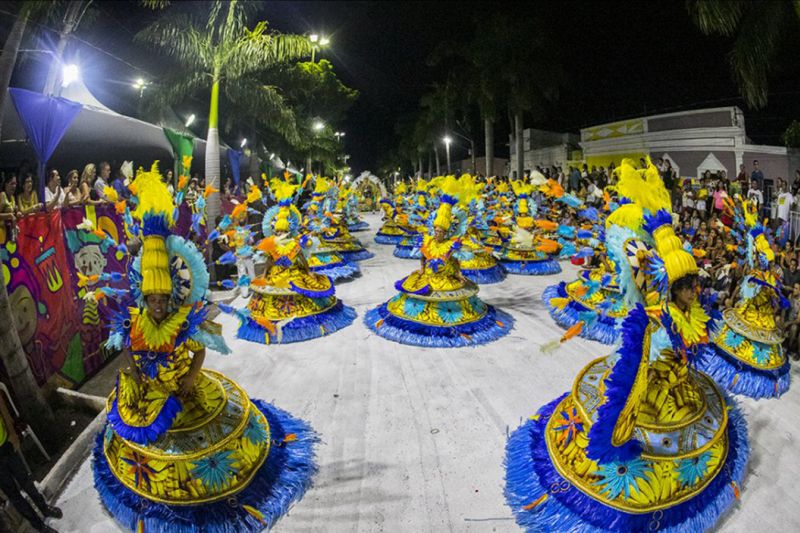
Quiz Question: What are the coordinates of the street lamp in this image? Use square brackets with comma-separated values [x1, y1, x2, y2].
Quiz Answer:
[185, 114, 196, 127]
[309, 33, 330, 63]
[334, 131, 345, 141]
[132, 77, 149, 98]
[312, 120, 325, 131]
[240, 138, 247, 148]
[443, 135, 452, 173]
[62, 64, 79, 88]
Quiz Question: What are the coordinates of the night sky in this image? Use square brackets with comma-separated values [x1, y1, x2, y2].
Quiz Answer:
[5, 1, 800, 172]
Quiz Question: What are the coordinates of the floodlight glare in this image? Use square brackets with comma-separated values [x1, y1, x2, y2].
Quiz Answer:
[313, 120, 325, 131]
[185, 114, 196, 127]
[309, 34, 319, 43]
[62, 64, 79, 87]
[240, 138, 247, 148]
[320, 36, 330, 46]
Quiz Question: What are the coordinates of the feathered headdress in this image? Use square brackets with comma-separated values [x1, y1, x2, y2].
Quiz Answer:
[130, 163, 174, 296]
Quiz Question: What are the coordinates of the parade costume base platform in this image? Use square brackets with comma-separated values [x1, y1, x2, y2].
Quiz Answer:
[93, 399, 317, 533]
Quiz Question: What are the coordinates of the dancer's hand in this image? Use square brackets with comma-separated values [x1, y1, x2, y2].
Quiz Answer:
[178, 373, 195, 397]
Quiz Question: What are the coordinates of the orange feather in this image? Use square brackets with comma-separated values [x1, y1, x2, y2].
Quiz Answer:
[561, 321, 584, 342]
[534, 219, 558, 231]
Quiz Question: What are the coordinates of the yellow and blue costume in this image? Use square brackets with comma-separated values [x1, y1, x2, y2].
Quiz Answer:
[504, 160, 748, 532]
[316, 178, 374, 262]
[93, 165, 317, 533]
[374, 197, 406, 245]
[365, 176, 513, 347]
[698, 201, 791, 398]
[236, 179, 356, 344]
[496, 180, 562, 275]
[393, 178, 430, 259]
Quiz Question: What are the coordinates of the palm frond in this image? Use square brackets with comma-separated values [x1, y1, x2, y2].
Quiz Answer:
[728, 1, 791, 108]
[135, 14, 211, 70]
[224, 81, 300, 144]
[687, 0, 747, 36]
[144, 70, 207, 111]
[223, 30, 312, 80]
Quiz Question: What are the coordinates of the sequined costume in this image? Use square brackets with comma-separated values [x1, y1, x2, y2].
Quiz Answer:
[374, 198, 407, 245]
[697, 202, 790, 399]
[236, 179, 356, 344]
[93, 165, 317, 533]
[504, 160, 748, 532]
[496, 181, 561, 275]
[365, 175, 513, 347]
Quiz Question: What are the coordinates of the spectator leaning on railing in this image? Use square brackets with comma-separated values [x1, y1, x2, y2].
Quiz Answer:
[44, 170, 66, 211]
[17, 173, 43, 214]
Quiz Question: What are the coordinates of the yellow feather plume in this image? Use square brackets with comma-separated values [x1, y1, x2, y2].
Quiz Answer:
[130, 162, 174, 225]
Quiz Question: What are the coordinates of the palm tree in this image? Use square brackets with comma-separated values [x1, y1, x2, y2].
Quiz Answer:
[136, 0, 311, 223]
[0, 0, 57, 442]
[687, 0, 798, 109]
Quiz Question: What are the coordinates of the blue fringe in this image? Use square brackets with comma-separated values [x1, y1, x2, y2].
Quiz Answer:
[348, 221, 369, 232]
[501, 259, 561, 276]
[309, 261, 361, 282]
[374, 233, 404, 245]
[542, 283, 620, 345]
[586, 305, 648, 463]
[93, 399, 318, 533]
[643, 209, 673, 234]
[393, 245, 421, 259]
[462, 264, 507, 285]
[364, 303, 513, 348]
[289, 280, 336, 298]
[107, 393, 182, 445]
[394, 277, 431, 295]
[142, 214, 171, 238]
[697, 344, 791, 399]
[341, 250, 374, 262]
[504, 392, 749, 532]
[237, 301, 356, 344]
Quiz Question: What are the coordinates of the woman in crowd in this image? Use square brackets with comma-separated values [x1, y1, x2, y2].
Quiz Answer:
[16, 173, 42, 214]
[79, 163, 103, 205]
[64, 170, 83, 207]
[44, 169, 66, 210]
[0, 174, 21, 241]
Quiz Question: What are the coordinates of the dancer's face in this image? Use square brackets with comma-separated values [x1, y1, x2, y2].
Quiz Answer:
[146, 294, 170, 323]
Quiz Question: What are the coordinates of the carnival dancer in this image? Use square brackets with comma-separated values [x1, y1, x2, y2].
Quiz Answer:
[458, 175, 507, 284]
[342, 183, 369, 232]
[495, 180, 562, 275]
[393, 178, 431, 259]
[303, 180, 360, 282]
[365, 175, 513, 347]
[236, 179, 356, 344]
[93, 165, 317, 532]
[697, 200, 791, 398]
[316, 178, 374, 262]
[504, 160, 748, 532]
[374, 197, 407, 245]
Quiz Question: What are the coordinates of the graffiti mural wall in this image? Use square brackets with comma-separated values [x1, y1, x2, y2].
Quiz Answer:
[1, 206, 127, 388]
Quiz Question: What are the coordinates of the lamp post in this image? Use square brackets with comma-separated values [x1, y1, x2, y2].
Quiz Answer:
[443, 135, 452, 173]
[334, 131, 345, 142]
[309, 33, 330, 63]
[132, 77, 149, 117]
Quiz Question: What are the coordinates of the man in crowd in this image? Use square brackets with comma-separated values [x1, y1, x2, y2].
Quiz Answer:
[0, 390, 61, 533]
[775, 179, 794, 239]
[747, 180, 764, 210]
[750, 160, 764, 189]
[568, 166, 581, 193]
[94, 161, 112, 202]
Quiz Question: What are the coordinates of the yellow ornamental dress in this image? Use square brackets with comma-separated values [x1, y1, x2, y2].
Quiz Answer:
[504, 301, 749, 532]
[374, 200, 406, 244]
[458, 226, 507, 284]
[365, 234, 513, 347]
[103, 305, 271, 506]
[238, 235, 356, 344]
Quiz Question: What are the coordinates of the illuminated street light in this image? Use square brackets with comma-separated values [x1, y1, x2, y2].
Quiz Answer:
[185, 114, 196, 127]
[442, 135, 453, 172]
[62, 64, 79, 88]
[309, 33, 319, 43]
[132, 77, 149, 98]
[320, 36, 330, 46]
[310, 33, 330, 62]
[240, 138, 247, 148]
[269, 153, 275, 160]
[313, 120, 325, 131]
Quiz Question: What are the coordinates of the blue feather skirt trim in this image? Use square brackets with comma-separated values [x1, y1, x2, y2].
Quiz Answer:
[237, 301, 357, 344]
[341, 249, 375, 262]
[542, 283, 620, 345]
[107, 395, 182, 446]
[364, 303, 513, 347]
[697, 344, 791, 399]
[93, 400, 318, 533]
[501, 258, 561, 275]
[374, 233, 405, 245]
[310, 261, 361, 282]
[393, 245, 421, 259]
[348, 221, 369, 232]
[462, 264, 507, 285]
[504, 392, 749, 532]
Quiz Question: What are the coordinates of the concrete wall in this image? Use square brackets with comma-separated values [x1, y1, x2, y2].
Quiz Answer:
[650, 150, 736, 179]
[451, 156, 508, 176]
[648, 110, 733, 132]
[743, 151, 790, 182]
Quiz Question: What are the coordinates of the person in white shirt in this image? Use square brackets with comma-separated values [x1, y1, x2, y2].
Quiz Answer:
[776, 181, 794, 223]
[44, 169, 65, 210]
[746, 180, 764, 209]
[93, 161, 112, 201]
